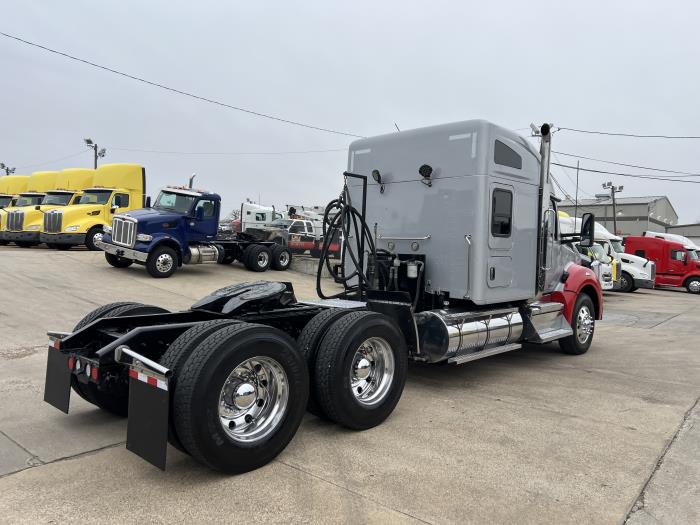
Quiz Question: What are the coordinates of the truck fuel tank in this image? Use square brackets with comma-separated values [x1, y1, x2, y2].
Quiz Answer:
[185, 244, 222, 264]
[415, 307, 523, 363]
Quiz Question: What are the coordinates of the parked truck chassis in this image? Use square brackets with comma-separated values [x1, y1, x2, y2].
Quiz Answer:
[43, 120, 603, 474]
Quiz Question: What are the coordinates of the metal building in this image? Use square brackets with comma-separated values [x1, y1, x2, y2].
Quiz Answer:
[559, 196, 678, 237]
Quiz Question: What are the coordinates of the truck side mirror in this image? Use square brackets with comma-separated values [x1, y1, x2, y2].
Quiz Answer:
[145, 196, 152, 208]
[110, 205, 118, 214]
[195, 206, 205, 221]
[580, 213, 594, 247]
[35, 205, 41, 210]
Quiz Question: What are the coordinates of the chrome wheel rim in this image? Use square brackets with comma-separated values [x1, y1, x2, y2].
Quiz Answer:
[689, 280, 700, 293]
[257, 251, 269, 268]
[219, 356, 289, 443]
[278, 251, 290, 267]
[620, 274, 629, 289]
[576, 305, 594, 345]
[93, 232, 104, 244]
[155, 253, 174, 273]
[349, 337, 394, 406]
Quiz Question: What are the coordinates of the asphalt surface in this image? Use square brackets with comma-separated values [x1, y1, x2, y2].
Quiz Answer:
[0, 247, 698, 524]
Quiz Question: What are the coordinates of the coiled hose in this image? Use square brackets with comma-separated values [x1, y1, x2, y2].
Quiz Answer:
[316, 184, 376, 300]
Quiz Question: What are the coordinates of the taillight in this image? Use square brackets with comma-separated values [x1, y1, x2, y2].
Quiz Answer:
[68, 356, 74, 370]
[91, 366, 99, 381]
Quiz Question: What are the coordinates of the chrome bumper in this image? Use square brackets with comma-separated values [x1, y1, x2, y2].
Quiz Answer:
[96, 239, 149, 263]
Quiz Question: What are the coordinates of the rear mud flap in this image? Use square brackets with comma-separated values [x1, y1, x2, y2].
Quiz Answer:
[43, 347, 72, 413]
[125, 368, 170, 470]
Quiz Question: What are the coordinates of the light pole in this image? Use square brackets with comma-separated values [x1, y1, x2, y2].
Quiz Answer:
[84, 138, 107, 169]
[0, 163, 16, 176]
[599, 182, 623, 235]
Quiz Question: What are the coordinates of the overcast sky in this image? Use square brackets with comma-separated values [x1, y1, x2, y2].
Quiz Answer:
[2, 1, 699, 223]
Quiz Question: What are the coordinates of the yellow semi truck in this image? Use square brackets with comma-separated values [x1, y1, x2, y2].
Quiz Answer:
[0, 175, 30, 245]
[3, 168, 95, 248]
[40, 163, 146, 250]
[1, 171, 59, 247]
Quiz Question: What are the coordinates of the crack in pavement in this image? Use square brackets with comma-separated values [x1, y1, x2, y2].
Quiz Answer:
[623, 394, 700, 524]
[276, 458, 433, 524]
[0, 440, 125, 480]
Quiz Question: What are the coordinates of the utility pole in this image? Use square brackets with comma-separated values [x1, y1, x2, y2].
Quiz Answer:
[599, 181, 623, 235]
[574, 160, 580, 223]
[84, 138, 107, 168]
[0, 162, 16, 176]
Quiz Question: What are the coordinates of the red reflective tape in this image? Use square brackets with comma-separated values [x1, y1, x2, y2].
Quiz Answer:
[91, 366, 99, 381]
[147, 376, 157, 387]
[128, 369, 138, 379]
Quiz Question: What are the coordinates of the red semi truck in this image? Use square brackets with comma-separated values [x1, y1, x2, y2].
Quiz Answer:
[624, 236, 700, 294]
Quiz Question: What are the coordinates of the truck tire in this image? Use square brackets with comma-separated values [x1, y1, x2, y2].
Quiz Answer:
[71, 303, 170, 415]
[159, 319, 241, 453]
[85, 226, 104, 251]
[297, 308, 358, 415]
[314, 311, 408, 430]
[270, 245, 292, 271]
[173, 323, 308, 473]
[244, 245, 271, 272]
[685, 277, 700, 294]
[146, 245, 178, 278]
[619, 271, 635, 293]
[105, 252, 133, 268]
[559, 293, 595, 355]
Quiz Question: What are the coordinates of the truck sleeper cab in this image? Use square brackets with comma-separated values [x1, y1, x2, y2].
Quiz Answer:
[6, 168, 95, 248]
[39, 163, 145, 250]
[625, 236, 700, 293]
[97, 186, 292, 278]
[43, 119, 602, 475]
[1, 171, 59, 247]
[0, 175, 30, 245]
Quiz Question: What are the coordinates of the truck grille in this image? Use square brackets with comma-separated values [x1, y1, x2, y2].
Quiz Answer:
[650, 262, 656, 281]
[111, 216, 136, 247]
[43, 211, 63, 233]
[7, 211, 24, 231]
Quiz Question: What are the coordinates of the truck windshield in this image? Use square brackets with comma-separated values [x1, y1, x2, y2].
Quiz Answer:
[589, 244, 610, 263]
[14, 195, 44, 207]
[0, 196, 11, 208]
[42, 193, 74, 206]
[78, 190, 113, 205]
[269, 219, 293, 229]
[610, 240, 624, 253]
[689, 250, 699, 261]
[154, 191, 197, 214]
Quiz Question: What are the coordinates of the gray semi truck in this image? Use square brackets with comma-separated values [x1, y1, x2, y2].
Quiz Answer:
[43, 120, 602, 474]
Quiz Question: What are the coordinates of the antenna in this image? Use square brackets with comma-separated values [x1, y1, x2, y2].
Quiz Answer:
[394, 123, 401, 132]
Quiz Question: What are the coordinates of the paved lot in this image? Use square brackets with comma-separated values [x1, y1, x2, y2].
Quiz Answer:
[0, 247, 698, 524]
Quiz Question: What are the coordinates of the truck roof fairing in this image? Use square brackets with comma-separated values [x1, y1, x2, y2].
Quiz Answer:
[93, 164, 145, 193]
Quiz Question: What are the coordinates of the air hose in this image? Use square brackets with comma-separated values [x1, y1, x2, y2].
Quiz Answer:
[316, 183, 376, 300]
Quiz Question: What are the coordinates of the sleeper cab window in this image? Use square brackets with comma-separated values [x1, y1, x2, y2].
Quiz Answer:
[494, 140, 522, 169]
[491, 188, 513, 237]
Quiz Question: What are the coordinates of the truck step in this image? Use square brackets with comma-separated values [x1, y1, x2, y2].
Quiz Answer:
[531, 327, 573, 344]
[448, 342, 522, 365]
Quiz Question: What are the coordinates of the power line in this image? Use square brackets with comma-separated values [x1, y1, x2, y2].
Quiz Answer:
[558, 126, 700, 140]
[554, 150, 700, 177]
[552, 162, 700, 184]
[111, 147, 347, 156]
[0, 31, 364, 139]
[551, 152, 596, 198]
[16, 150, 88, 170]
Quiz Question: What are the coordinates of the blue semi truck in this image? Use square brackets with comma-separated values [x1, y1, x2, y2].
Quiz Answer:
[96, 186, 292, 278]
